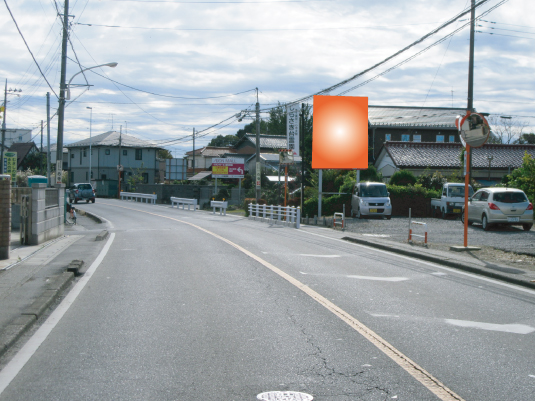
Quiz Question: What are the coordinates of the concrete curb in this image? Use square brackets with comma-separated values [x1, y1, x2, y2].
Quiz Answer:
[0, 271, 75, 359]
[342, 236, 535, 290]
[76, 209, 104, 224]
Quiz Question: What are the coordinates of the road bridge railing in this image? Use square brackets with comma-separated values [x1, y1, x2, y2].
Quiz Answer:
[120, 192, 157, 204]
[170, 197, 198, 211]
[248, 203, 301, 229]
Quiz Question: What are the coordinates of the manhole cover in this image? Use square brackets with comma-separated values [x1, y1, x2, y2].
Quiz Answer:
[257, 391, 313, 401]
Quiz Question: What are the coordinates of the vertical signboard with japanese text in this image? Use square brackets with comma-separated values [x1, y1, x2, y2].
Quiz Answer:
[3, 152, 17, 182]
[286, 104, 300, 156]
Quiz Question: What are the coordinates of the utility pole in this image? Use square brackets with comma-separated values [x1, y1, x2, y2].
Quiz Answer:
[255, 88, 261, 201]
[192, 127, 195, 176]
[46, 93, 51, 186]
[118, 126, 122, 197]
[40, 121, 43, 172]
[56, 0, 69, 185]
[300, 103, 305, 211]
[87, 107, 93, 183]
[1, 80, 7, 175]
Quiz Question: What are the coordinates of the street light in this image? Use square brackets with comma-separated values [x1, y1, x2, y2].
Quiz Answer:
[87, 107, 92, 183]
[56, 62, 118, 185]
[66, 62, 118, 100]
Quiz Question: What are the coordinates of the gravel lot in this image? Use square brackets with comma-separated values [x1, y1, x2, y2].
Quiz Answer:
[342, 215, 535, 271]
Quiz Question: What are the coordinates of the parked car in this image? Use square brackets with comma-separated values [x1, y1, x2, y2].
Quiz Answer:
[68, 183, 96, 204]
[431, 183, 474, 219]
[461, 187, 533, 231]
[351, 182, 392, 219]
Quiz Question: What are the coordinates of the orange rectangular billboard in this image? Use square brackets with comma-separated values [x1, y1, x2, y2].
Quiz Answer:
[312, 95, 368, 169]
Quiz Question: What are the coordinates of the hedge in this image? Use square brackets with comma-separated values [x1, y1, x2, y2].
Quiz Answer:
[302, 186, 441, 218]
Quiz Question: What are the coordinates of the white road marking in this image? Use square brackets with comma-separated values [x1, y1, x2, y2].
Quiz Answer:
[299, 229, 535, 295]
[445, 319, 535, 335]
[0, 233, 116, 396]
[431, 272, 448, 276]
[90, 204, 467, 401]
[362, 234, 391, 238]
[300, 271, 408, 282]
[299, 254, 340, 258]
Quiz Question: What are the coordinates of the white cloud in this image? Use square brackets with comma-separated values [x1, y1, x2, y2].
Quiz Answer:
[1, 0, 534, 157]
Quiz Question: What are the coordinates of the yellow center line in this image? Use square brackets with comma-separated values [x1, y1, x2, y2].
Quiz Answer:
[100, 202, 466, 401]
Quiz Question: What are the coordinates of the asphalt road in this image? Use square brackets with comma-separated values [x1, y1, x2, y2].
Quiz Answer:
[1, 200, 534, 401]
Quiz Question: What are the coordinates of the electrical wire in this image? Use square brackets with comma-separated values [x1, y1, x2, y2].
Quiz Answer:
[3, 0, 59, 98]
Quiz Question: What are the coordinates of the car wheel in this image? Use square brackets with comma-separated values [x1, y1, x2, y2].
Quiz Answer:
[386, 216, 391, 220]
[357, 208, 362, 219]
[86, 200, 90, 203]
[461, 212, 464, 223]
[92, 199, 95, 204]
[482, 214, 491, 231]
[441, 208, 446, 219]
[74, 198, 78, 204]
[523, 223, 533, 231]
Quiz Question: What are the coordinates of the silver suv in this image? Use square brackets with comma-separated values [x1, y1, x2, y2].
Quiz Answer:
[351, 182, 392, 219]
[68, 183, 96, 204]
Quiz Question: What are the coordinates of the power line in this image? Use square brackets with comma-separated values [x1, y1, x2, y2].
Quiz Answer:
[3, 0, 59, 98]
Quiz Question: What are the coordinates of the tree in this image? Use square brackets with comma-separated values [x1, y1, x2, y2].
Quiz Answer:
[518, 133, 535, 144]
[157, 149, 173, 160]
[389, 169, 417, 186]
[127, 163, 146, 192]
[488, 116, 528, 144]
[267, 103, 286, 136]
[20, 151, 46, 174]
[506, 152, 535, 203]
[208, 134, 239, 147]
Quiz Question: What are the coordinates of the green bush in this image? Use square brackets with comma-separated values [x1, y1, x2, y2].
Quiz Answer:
[303, 194, 351, 218]
[389, 169, 417, 186]
[387, 185, 440, 217]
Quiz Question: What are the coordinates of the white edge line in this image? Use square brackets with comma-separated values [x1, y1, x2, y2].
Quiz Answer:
[0, 233, 116, 396]
[299, 229, 535, 295]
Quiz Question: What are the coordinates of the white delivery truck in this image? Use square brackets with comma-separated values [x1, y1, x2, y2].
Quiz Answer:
[431, 183, 474, 219]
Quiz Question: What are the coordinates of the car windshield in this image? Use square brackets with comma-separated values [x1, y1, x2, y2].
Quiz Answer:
[78, 184, 92, 190]
[360, 185, 388, 197]
[493, 191, 528, 203]
[448, 186, 473, 198]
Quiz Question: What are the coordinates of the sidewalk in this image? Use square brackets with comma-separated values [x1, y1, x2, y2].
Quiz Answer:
[0, 212, 109, 359]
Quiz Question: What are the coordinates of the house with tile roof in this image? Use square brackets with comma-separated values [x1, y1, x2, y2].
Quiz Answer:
[65, 131, 163, 186]
[8, 142, 39, 169]
[375, 142, 535, 185]
[368, 106, 480, 162]
[184, 146, 240, 176]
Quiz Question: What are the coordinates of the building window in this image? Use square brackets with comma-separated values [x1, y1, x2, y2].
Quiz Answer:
[449, 135, 455, 142]
[123, 149, 127, 156]
[436, 135, 444, 142]
[402, 134, 410, 142]
[142, 173, 149, 183]
[135, 149, 142, 160]
[101, 174, 107, 180]
[105, 149, 110, 155]
[71, 153, 75, 159]
[80, 150, 82, 165]
[385, 134, 391, 141]
[83, 150, 87, 157]
[85, 172, 88, 181]
[70, 172, 74, 182]
[413, 135, 421, 142]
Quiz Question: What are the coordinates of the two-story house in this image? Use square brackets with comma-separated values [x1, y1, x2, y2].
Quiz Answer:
[66, 131, 162, 186]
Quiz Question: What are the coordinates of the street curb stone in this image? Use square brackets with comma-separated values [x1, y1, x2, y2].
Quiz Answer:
[0, 315, 37, 358]
[342, 236, 535, 290]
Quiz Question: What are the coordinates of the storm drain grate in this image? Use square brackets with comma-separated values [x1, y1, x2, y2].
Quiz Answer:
[257, 391, 313, 401]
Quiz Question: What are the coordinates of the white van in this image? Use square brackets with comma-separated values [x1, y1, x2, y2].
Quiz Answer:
[351, 182, 392, 219]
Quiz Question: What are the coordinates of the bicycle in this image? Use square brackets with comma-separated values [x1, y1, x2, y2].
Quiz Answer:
[66, 206, 77, 225]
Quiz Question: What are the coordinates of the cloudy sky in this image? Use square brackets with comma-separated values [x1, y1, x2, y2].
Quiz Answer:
[1, 0, 534, 157]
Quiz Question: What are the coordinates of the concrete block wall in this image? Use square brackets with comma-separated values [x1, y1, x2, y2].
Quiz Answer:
[29, 183, 64, 245]
[0, 175, 11, 260]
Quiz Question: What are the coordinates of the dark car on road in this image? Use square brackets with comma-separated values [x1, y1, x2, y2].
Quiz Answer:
[68, 183, 96, 204]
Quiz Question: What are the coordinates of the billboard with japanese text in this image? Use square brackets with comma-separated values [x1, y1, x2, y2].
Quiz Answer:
[212, 158, 245, 178]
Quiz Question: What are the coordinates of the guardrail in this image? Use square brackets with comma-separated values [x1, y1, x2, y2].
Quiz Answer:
[407, 208, 428, 246]
[248, 203, 300, 229]
[211, 200, 228, 215]
[170, 197, 197, 211]
[120, 192, 157, 204]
